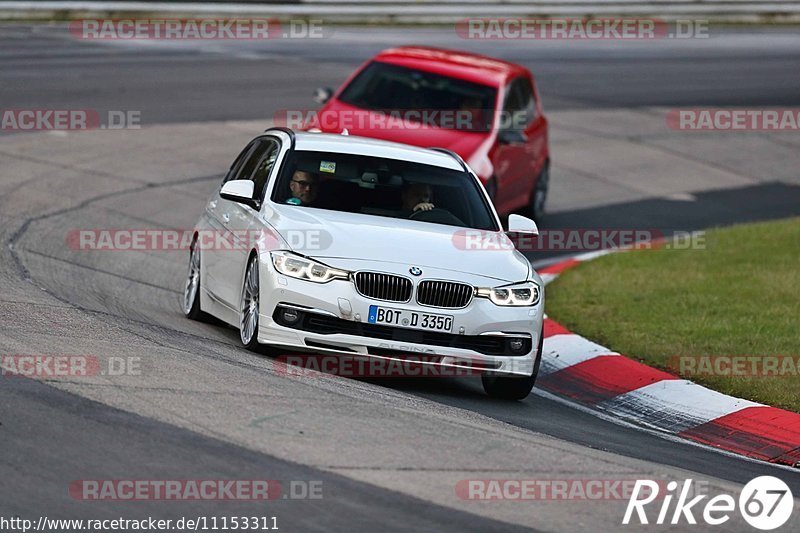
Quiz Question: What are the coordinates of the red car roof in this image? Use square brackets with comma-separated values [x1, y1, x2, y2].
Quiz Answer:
[373, 46, 528, 88]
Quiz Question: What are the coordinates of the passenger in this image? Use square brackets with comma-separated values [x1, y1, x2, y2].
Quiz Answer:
[287, 170, 319, 206]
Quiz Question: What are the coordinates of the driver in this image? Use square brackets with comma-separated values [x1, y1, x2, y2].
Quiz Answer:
[401, 183, 434, 214]
[287, 170, 319, 206]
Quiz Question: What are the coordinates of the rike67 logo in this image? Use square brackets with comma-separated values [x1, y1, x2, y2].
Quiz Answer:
[623, 476, 794, 530]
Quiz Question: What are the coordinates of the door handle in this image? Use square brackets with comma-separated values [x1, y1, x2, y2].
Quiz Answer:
[222, 213, 230, 223]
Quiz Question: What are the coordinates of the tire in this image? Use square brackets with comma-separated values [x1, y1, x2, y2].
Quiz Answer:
[240, 254, 261, 351]
[183, 237, 207, 321]
[528, 164, 549, 223]
[481, 328, 544, 400]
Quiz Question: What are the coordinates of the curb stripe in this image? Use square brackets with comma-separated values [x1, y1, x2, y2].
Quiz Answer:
[540, 273, 557, 285]
[597, 379, 761, 434]
[538, 355, 677, 405]
[540, 248, 800, 466]
[543, 318, 571, 338]
[540, 334, 618, 376]
[679, 407, 800, 466]
[538, 258, 580, 276]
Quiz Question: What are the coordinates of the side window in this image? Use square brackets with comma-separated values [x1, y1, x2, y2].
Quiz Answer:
[517, 77, 537, 125]
[223, 141, 258, 184]
[501, 81, 523, 131]
[233, 139, 269, 185]
[502, 78, 536, 130]
[250, 139, 280, 201]
[220, 139, 275, 202]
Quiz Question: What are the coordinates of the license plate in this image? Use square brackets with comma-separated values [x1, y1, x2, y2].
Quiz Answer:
[368, 305, 453, 332]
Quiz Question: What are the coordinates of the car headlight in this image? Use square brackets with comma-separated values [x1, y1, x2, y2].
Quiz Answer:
[270, 251, 350, 283]
[475, 281, 541, 306]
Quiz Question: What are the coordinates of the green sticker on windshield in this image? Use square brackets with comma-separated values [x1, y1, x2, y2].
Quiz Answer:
[319, 161, 336, 174]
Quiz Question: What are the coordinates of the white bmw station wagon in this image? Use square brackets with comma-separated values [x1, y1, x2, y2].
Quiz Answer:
[184, 128, 545, 399]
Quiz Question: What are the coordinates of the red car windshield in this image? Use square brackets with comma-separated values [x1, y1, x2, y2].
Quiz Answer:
[338, 61, 497, 132]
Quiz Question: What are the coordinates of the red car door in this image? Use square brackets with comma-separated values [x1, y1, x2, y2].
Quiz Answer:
[491, 78, 534, 214]
[520, 76, 548, 212]
[492, 76, 548, 215]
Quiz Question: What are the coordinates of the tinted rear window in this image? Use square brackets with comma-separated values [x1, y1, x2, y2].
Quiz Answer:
[338, 61, 497, 131]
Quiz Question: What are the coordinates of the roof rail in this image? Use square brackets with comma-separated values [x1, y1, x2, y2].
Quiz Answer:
[428, 147, 468, 172]
[264, 127, 296, 149]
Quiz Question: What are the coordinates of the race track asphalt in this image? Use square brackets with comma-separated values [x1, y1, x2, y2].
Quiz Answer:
[1, 23, 799, 531]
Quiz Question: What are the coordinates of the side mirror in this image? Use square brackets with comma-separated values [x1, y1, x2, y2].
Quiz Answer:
[497, 129, 526, 145]
[220, 180, 259, 209]
[507, 214, 538, 235]
[314, 87, 333, 105]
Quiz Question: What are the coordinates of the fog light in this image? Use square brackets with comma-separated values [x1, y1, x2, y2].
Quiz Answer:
[282, 308, 300, 325]
[508, 338, 525, 353]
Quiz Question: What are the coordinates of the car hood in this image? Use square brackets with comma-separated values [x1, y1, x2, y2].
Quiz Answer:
[266, 204, 530, 284]
[313, 100, 490, 163]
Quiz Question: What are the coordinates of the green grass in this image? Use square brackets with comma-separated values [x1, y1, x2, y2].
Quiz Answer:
[546, 217, 800, 412]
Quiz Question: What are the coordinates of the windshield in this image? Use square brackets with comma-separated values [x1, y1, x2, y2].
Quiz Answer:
[272, 150, 498, 231]
[338, 61, 497, 132]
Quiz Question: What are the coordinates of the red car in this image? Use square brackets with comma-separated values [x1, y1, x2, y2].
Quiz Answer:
[309, 46, 550, 219]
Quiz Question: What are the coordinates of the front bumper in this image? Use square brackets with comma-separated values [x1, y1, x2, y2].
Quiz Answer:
[256, 260, 544, 377]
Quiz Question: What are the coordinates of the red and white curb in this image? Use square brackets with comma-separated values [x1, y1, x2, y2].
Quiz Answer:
[538, 250, 800, 468]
